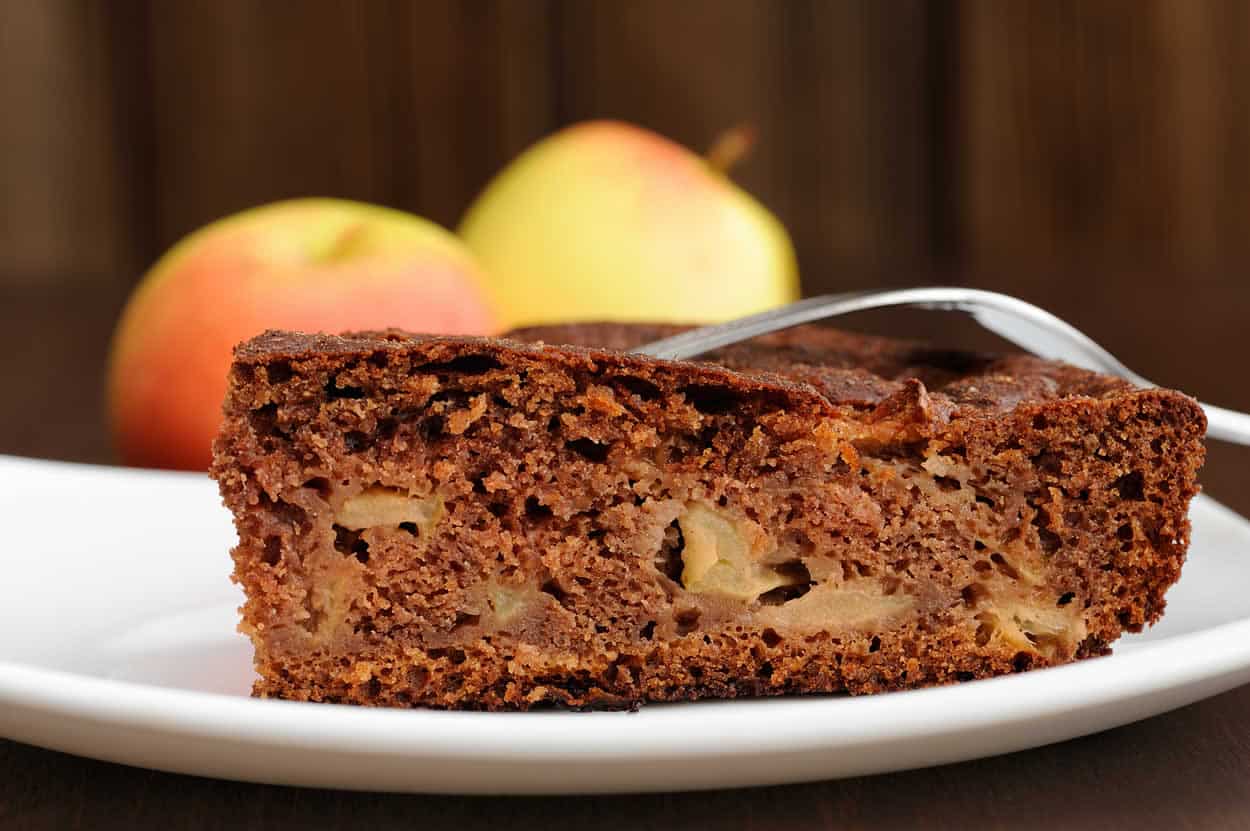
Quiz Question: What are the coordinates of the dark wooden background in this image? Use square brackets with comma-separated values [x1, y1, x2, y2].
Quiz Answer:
[6, 0, 1250, 289]
[2, 3, 1249, 826]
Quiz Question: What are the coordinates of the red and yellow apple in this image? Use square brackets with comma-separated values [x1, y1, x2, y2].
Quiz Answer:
[458, 120, 800, 328]
[108, 198, 498, 471]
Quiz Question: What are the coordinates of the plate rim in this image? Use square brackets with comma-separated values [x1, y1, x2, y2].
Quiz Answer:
[2, 611, 1249, 756]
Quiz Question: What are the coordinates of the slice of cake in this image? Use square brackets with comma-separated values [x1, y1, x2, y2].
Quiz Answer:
[210, 323, 1205, 709]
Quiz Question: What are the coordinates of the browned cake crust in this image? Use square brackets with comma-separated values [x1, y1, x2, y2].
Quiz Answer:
[210, 323, 1205, 710]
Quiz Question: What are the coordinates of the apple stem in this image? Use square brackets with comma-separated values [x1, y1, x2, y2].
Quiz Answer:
[318, 223, 369, 263]
[705, 124, 757, 176]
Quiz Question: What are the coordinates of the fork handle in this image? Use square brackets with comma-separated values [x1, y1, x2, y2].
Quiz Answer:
[1202, 404, 1250, 446]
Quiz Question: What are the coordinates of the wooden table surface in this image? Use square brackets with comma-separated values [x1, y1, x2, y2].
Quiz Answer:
[3, 283, 1248, 830]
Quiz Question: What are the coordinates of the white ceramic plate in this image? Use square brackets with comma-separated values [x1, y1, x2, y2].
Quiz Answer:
[2, 454, 1249, 795]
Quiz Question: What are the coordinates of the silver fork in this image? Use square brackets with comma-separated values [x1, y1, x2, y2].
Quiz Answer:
[633, 286, 1250, 445]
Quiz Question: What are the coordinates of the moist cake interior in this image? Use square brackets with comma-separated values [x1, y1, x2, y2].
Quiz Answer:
[210, 323, 1205, 709]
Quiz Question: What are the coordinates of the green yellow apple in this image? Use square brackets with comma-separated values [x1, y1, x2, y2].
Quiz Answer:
[458, 120, 800, 328]
[108, 198, 499, 471]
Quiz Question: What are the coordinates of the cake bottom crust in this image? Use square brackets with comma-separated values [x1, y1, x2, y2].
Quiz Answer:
[251, 625, 1111, 711]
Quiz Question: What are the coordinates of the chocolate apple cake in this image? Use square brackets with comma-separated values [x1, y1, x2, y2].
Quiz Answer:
[210, 323, 1205, 710]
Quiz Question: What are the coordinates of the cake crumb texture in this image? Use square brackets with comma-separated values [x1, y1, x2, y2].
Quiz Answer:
[211, 323, 1206, 709]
